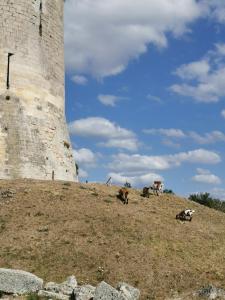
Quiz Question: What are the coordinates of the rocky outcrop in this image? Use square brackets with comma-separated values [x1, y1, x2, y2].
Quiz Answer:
[195, 285, 225, 299]
[0, 268, 43, 294]
[117, 282, 140, 300]
[93, 281, 121, 300]
[0, 268, 140, 300]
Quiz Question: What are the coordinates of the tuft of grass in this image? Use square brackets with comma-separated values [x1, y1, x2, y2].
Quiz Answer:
[104, 198, 113, 204]
[0, 218, 6, 233]
[26, 293, 41, 300]
[79, 185, 87, 190]
[91, 192, 99, 197]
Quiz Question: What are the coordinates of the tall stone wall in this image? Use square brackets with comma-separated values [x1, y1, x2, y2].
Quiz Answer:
[0, 0, 77, 181]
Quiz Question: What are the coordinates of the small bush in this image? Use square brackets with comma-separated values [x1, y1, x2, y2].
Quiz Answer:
[124, 182, 132, 188]
[163, 189, 174, 194]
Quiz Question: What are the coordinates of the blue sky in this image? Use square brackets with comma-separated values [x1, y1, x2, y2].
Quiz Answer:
[64, 0, 225, 199]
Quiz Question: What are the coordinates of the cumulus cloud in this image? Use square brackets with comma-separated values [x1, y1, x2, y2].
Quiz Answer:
[202, 0, 225, 23]
[98, 139, 138, 152]
[73, 148, 96, 166]
[64, 0, 203, 78]
[143, 128, 186, 138]
[144, 127, 225, 145]
[174, 60, 210, 81]
[170, 43, 225, 102]
[97, 94, 123, 107]
[69, 117, 139, 151]
[108, 172, 163, 187]
[79, 168, 88, 178]
[189, 130, 225, 144]
[73, 147, 98, 178]
[109, 149, 221, 173]
[71, 75, 88, 85]
[192, 168, 221, 184]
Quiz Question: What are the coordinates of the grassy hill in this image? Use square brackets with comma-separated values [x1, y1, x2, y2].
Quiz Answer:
[0, 180, 225, 299]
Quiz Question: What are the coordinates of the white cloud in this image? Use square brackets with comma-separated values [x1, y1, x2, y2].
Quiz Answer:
[215, 43, 225, 56]
[71, 75, 88, 85]
[79, 168, 88, 178]
[192, 168, 221, 184]
[98, 94, 122, 107]
[108, 172, 163, 187]
[73, 148, 98, 178]
[98, 138, 138, 152]
[196, 168, 211, 175]
[170, 43, 225, 102]
[221, 110, 225, 118]
[203, 0, 225, 23]
[143, 128, 186, 138]
[174, 60, 210, 81]
[189, 130, 225, 144]
[109, 149, 221, 173]
[144, 127, 225, 145]
[64, 0, 203, 78]
[69, 117, 139, 151]
[69, 117, 134, 139]
[73, 148, 96, 166]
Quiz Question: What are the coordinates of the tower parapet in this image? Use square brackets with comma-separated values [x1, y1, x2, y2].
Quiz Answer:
[0, 0, 76, 181]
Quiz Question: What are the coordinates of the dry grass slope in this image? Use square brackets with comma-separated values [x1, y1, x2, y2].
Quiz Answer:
[0, 180, 225, 299]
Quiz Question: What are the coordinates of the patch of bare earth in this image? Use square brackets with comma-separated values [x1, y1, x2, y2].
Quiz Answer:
[0, 180, 225, 299]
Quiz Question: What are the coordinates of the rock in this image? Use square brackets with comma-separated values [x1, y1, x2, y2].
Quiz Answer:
[196, 285, 225, 299]
[0, 189, 16, 198]
[63, 275, 77, 289]
[59, 276, 78, 295]
[44, 282, 61, 293]
[0, 268, 43, 294]
[38, 290, 69, 300]
[38, 226, 49, 232]
[45, 276, 78, 296]
[116, 282, 140, 300]
[93, 281, 122, 300]
[74, 285, 96, 300]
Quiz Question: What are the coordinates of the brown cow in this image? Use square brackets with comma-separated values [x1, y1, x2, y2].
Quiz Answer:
[118, 188, 129, 204]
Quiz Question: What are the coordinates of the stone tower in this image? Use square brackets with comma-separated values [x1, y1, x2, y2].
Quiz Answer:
[0, 0, 77, 181]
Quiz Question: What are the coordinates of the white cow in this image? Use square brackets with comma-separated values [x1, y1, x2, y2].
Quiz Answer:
[150, 181, 164, 196]
[176, 209, 195, 221]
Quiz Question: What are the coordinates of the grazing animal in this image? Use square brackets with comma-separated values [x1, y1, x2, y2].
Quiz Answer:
[118, 188, 129, 204]
[150, 181, 164, 196]
[176, 209, 195, 221]
[142, 186, 150, 198]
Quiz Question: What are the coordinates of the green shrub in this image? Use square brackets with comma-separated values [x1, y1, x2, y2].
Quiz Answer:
[163, 189, 174, 194]
[188, 192, 225, 213]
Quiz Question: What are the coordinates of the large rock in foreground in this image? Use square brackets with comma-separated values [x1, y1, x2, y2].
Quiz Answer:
[93, 281, 122, 300]
[0, 268, 43, 294]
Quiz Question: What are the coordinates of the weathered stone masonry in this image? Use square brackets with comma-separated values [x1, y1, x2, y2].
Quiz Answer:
[0, 0, 77, 180]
